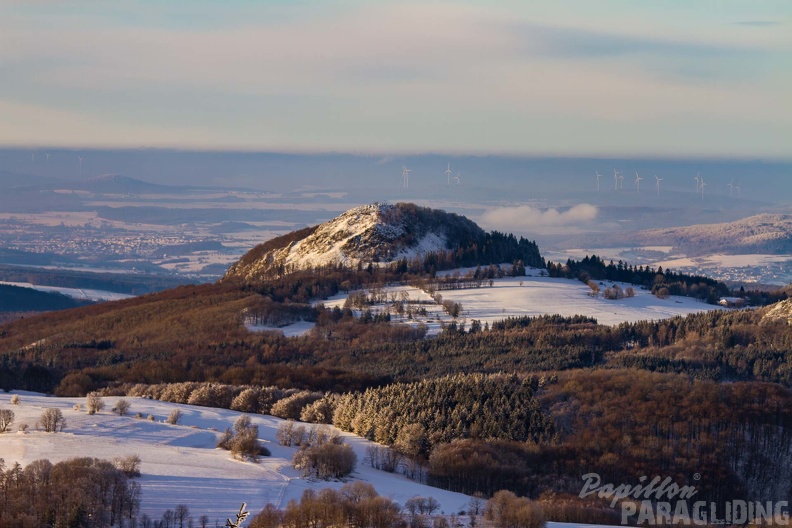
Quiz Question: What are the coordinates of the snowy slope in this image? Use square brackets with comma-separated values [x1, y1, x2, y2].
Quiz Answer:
[318, 268, 722, 333]
[0, 281, 134, 302]
[0, 392, 473, 521]
[223, 203, 474, 282]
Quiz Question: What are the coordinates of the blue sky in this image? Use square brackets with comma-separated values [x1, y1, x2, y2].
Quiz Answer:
[1, 1, 790, 157]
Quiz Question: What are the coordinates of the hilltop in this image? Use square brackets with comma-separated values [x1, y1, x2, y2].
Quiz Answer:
[224, 202, 543, 283]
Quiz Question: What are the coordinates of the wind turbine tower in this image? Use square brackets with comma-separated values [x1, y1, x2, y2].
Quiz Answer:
[613, 169, 619, 191]
[595, 171, 601, 191]
[694, 172, 700, 192]
[454, 172, 461, 185]
[78, 155, 84, 179]
[635, 172, 643, 193]
[727, 178, 735, 197]
[655, 175, 663, 196]
[401, 165, 411, 188]
[699, 177, 707, 199]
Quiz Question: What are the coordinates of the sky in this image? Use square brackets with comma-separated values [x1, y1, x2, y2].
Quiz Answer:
[1, 1, 790, 158]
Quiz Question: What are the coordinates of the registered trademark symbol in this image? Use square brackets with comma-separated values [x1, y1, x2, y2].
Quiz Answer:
[693, 473, 701, 481]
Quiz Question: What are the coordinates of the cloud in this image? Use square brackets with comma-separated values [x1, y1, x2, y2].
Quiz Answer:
[480, 204, 599, 233]
[734, 21, 783, 27]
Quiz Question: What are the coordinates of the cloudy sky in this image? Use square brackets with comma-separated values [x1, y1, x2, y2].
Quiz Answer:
[1, 1, 790, 157]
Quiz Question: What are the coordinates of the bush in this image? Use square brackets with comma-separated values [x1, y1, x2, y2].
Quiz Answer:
[10, 394, 19, 405]
[0, 408, 14, 432]
[293, 442, 356, 480]
[39, 408, 66, 432]
[18, 423, 28, 432]
[217, 416, 269, 461]
[113, 454, 142, 478]
[147, 414, 155, 421]
[86, 392, 105, 414]
[167, 409, 182, 425]
[485, 490, 545, 528]
[113, 399, 131, 416]
[276, 420, 307, 447]
[291, 426, 355, 479]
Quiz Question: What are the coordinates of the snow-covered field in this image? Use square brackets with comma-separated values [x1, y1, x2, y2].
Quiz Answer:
[318, 268, 722, 333]
[0, 280, 134, 301]
[0, 392, 473, 522]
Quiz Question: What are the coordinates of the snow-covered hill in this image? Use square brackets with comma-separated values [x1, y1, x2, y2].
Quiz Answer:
[223, 202, 482, 282]
[0, 392, 471, 522]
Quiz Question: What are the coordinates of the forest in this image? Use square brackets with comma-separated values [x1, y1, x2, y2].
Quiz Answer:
[1, 248, 792, 519]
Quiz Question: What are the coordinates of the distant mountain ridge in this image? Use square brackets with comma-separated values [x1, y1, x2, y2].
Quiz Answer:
[630, 214, 792, 256]
[223, 202, 542, 283]
[559, 213, 792, 256]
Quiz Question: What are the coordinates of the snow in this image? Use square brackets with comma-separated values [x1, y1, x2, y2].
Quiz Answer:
[0, 280, 134, 302]
[318, 270, 722, 333]
[245, 320, 316, 337]
[0, 392, 474, 521]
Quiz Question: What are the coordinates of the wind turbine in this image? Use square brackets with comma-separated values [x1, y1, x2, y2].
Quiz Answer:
[78, 155, 84, 179]
[694, 172, 700, 192]
[699, 177, 707, 199]
[45, 153, 50, 167]
[655, 175, 663, 196]
[618, 173, 624, 190]
[595, 171, 601, 191]
[613, 169, 619, 191]
[734, 184, 741, 199]
[445, 163, 453, 185]
[727, 178, 735, 197]
[454, 172, 461, 185]
[401, 165, 411, 188]
[634, 172, 643, 193]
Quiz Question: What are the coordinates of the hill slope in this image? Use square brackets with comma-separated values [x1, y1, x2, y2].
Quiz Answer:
[224, 202, 541, 283]
[629, 213, 792, 255]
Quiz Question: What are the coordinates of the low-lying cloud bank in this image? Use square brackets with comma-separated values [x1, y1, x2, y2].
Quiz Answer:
[480, 204, 598, 233]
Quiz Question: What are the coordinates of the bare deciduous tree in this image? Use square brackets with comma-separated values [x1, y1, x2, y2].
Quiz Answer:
[0, 408, 14, 432]
[39, 408, 66, 432]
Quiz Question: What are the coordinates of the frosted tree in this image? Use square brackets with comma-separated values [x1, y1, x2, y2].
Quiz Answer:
[86, 392, 105, 414]
[0, 408, 14, 432]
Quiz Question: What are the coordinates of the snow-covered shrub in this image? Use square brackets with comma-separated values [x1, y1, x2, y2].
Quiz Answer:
[113, 399, 131, 416]
[293, 441, 356, 480]
[10, 394, 19, 405]
[166, 409, 182, 425]
[86, 392, 105, 414]
[276, 420, 306, 447]
[113, 454, 142, 478]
